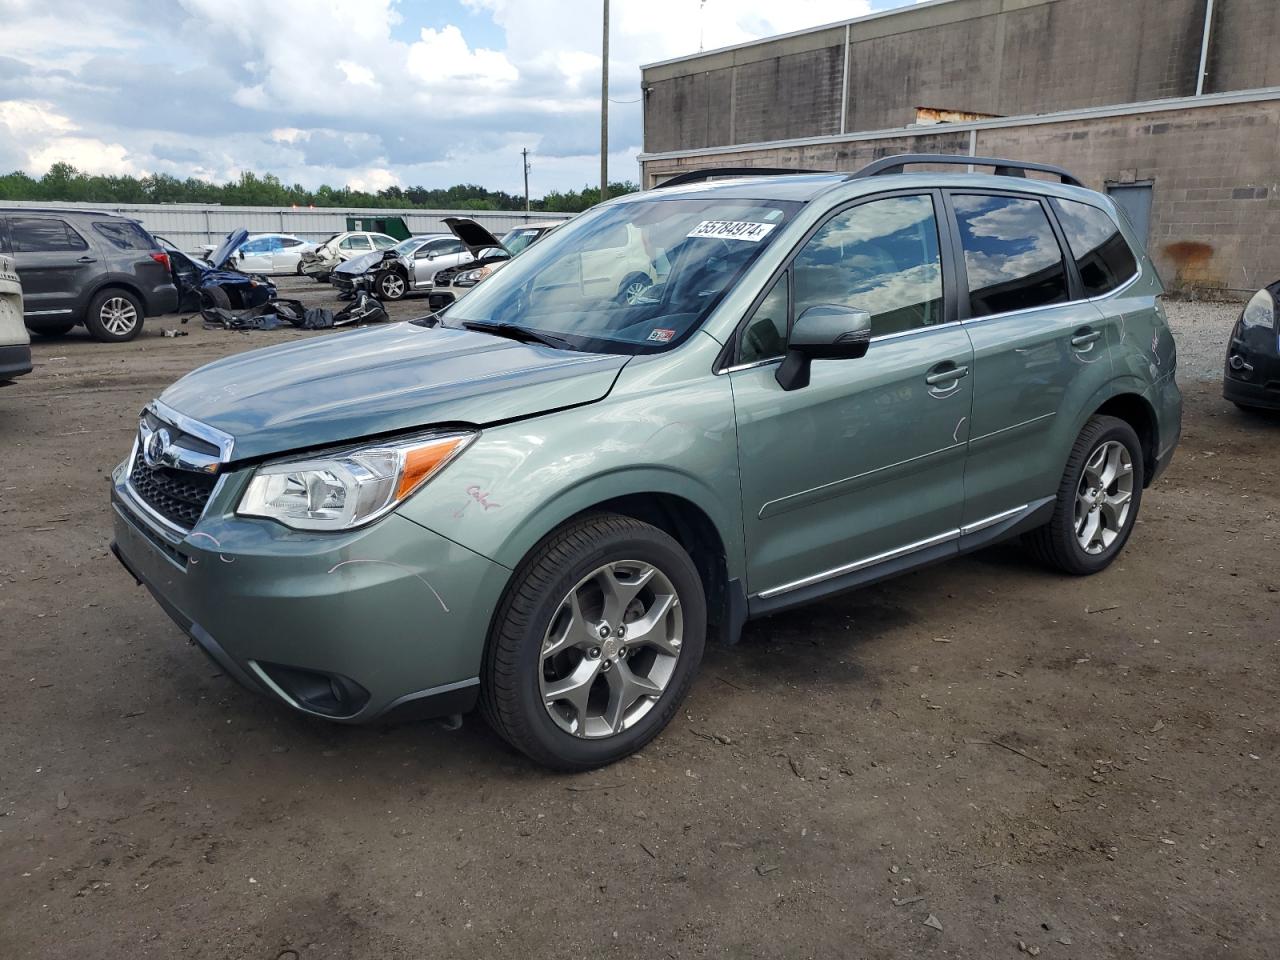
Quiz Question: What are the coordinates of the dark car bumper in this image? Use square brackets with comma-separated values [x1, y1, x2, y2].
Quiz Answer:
[0, 343, 32, 383]
[1224, 329, 1280, 410]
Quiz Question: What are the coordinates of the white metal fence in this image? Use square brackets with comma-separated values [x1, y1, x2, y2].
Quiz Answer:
[0, 201, 574, 253]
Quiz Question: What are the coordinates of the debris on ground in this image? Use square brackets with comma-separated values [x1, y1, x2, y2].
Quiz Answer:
[923, 914, 943, 931]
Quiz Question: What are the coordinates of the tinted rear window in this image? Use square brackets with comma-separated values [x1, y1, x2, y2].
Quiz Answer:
[10, 217, 89, 253]
[93, 220, 157, 251]
[953, 195, 1069, 318]
[1051, 198, 1138, 296]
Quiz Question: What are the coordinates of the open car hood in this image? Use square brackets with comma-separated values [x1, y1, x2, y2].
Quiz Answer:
[444, 217, 506, 258]
[209, 229, 249, 270]
[157, 322, 629, 462]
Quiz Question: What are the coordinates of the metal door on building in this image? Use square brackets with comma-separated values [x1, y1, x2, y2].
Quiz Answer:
[1106, 183, 1153, 246]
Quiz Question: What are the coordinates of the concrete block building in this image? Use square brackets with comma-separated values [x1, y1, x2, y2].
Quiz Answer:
[638, 0, 1280, 297]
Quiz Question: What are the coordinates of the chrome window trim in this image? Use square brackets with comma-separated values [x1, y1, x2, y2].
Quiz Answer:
[150, 399, 235, 462]
[716, 321, 961, 375]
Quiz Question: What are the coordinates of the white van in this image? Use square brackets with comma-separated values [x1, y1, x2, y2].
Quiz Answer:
[0, 254, 31, 385]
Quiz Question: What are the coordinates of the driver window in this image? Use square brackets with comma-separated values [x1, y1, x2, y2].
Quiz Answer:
[792, 195, 944, 337]
[738, 272, 789, 365]
[347, 235, 372, 251]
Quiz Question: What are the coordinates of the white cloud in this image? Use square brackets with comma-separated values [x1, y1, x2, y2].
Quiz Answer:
[0, 0, 901, 194]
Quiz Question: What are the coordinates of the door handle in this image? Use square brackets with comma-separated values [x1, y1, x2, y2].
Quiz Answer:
[76, 256, 97, 263]
[925, 364, 969, 386]
[1071, 329, 1102, 349]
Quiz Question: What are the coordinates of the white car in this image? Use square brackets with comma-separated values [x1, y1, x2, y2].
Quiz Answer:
[0, 254, 31, 385]
[299, 231, 399, 281]
[224, 233, 321, 275]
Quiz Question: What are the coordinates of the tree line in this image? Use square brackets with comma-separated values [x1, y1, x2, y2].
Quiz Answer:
[0, 162, 639, 214]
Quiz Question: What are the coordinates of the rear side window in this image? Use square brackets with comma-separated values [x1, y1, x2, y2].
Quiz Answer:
[280, 237, 303, 248]
[952, 195, 1068, 318]
[1051, 199, 1138, 296]
[92, 220, 155, 250]
[10, 217, 89, 253]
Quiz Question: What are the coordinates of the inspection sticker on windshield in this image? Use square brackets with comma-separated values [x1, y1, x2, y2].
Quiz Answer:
[647, 328, 676, 343]
[687, 220, 777, 242]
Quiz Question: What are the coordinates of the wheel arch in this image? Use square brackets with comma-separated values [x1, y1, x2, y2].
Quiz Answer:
[1089, 390, 1159, 487]
[483, 470, 745, 645]
[85, 278, 147, 316]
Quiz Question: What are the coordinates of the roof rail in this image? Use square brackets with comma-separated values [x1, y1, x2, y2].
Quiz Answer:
[851, 154, 1085, 188]
[653, 167, 836, 189]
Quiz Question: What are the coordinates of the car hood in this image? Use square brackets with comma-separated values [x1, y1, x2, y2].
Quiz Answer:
[335, 250, 385, 276]
[209, 229, 248, 270]
[445, 216, 505, 258]
[157, 322, 629, 462]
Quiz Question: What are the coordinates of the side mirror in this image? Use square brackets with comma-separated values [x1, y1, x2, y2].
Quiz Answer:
[775, 304, 872, 391]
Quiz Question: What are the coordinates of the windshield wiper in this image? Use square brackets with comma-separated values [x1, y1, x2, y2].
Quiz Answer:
[462, 320, 573, 351]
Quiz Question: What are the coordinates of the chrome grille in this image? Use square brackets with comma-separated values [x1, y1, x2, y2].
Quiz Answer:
[128, 454, 217, 530]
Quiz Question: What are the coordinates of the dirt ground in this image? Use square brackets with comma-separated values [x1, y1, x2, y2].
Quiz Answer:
[1, 281, 1277, 959]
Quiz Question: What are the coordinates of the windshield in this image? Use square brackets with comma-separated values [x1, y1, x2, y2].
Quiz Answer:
[445, 198, 798, 354]
[394, 236, 430, 256]
[500, 227, 544, 256]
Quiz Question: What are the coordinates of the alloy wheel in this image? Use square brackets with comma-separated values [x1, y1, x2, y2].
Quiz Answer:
[100, 297, 138, 337]
[1074, 440, 1134, 554]
[381, 274, 405, 298]
[539, 560, 683, 739]
[623, 280, 648, 303]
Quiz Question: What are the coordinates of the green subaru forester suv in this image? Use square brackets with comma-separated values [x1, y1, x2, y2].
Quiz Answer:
[111, 155, 1181, 770]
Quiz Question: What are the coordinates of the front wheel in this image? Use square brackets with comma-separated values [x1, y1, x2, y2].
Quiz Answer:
[1024, 415, 1144, 575]
[377, 270, 407, 301]
[480, 515, 706, 771]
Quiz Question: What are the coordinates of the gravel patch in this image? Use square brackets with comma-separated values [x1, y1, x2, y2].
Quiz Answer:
[1163, 298, 1239, 383]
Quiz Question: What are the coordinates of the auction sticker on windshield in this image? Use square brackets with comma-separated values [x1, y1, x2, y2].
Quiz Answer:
[687, 220, 777, 242]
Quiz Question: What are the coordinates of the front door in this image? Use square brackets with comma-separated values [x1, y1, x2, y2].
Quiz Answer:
[730, 193, 973, 605]
[7, 216, 98, 323]
[236, 236, 275, 273]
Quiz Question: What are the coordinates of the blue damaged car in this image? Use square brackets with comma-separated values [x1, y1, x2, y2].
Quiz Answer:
[158, 229, 277, 313]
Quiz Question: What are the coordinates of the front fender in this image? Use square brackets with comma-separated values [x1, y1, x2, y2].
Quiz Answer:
[396, 356, 745, 581]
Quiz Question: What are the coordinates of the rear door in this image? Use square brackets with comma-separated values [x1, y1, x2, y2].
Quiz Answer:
[7, 215, 97, 323]
[271, 236, 306, 273]
[946, 191, 1116, 528]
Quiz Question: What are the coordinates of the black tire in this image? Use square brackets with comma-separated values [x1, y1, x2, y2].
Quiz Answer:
[199, 284, 232, 310]
[84, 288, 144, 342]
[377, 269, 408, 301]
[29, 323, 76, 338]
[615, 271, 652, 305]
[1024, 415, 1145, 575]
[295, 261, 304, 276]
[480, 514, 707, 771]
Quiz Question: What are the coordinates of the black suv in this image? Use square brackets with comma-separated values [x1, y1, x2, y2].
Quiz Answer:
[0, 209, 178, 342]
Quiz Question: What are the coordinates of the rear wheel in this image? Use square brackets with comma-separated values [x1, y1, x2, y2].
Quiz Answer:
[615, 272, 652, 304]
[84, 289, 143, 342]
[1024, 415, 1144, 575]
[480, 514, 706, 771]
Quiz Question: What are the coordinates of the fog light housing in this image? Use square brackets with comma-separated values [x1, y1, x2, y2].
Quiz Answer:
[252, 662, 371, 718]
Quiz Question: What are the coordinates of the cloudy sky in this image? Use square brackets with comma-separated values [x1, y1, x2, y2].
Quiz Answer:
[0, 0, 918, 197]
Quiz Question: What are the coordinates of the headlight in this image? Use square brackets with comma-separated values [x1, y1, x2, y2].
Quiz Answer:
[237, 431, 474, 530]
[1241, 289, 1276, 330]
[454, 266, 492, 287]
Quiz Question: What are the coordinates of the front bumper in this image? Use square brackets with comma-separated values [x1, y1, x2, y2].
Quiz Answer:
[0, 343, 32, 383]
[110, 464, 511, 723]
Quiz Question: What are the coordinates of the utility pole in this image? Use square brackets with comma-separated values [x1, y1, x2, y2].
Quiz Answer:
[600, 0, 610, 201]
[521, 147, 531, 212]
